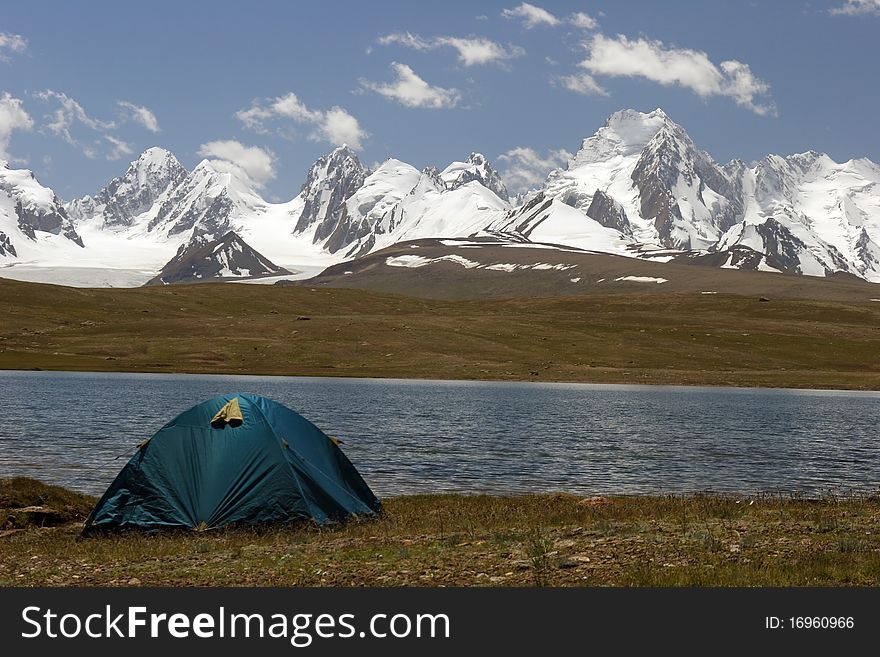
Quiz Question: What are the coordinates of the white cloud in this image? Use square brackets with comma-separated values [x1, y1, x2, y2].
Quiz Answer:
[578, 34, 776, 115]
[197, 140, 276, 189]
[502, 3, 560, 28]
[498, 146, 572, 192]
[0, 32, 27, 62]
[831, 0, 880, 15]
[569, 11, 599, 30]
[317, 107, 366, 148]
[104, 134, 133, 160]
[34, 90, 116, 149]
[236, 92, 366, 149]
[0, 92, 34, 161]
[360, 63, 461, 109]
[33, 91, 160, 160]
[270, 93, 322, 123]
[117, 101, 160, 132]
[377, 32, 525, 66]
[554, 72, 608, 96]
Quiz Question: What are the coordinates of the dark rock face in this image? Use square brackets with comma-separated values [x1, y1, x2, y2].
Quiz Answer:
[585, 190, 632, 236]
[146, 231, 289, 285]
[0, 165, 84, 250]
[100, 151, 187, 227]
[499, 191, 554, 237]
[154, 191, 234, 239]
[630, 124, 742, 250]
[14, 199, 84, 247]
[855, 228, 880, 273]
[293, 146, 369, 251]
[752, 217, 849, 275]
[674, 245, 785, 272]
[0, 231, 16, 257]
[146, 161, 243, 243]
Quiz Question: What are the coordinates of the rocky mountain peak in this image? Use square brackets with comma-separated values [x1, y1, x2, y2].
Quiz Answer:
[293, 146, 370, 241]
[66, 146, 188, 227]
[439, 152, 509, 201]
[0, 164, 83, 251]
[146, 230, 289, 285]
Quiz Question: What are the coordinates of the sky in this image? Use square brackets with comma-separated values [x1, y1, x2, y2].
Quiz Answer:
[1, 0, 879, 201]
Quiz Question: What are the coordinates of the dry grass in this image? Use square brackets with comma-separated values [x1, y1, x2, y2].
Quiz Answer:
[2, 480, 879, 587]
[1, 278, 879, 389]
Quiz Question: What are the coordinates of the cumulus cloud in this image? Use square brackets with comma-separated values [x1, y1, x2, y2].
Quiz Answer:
[197, 140, 276, 189]
[0, 32, 27, 62]
[236, 92, 366, 150]
[830, 0, 880, 15]
[578, 34, 776, 115]
[377, 32, 525, 66]
[0, 92, 34, 161]
[117, 101, 160, 132]
[360, 63, 461, 109]
[502, 3, 561, 28]
[498, 146, 572, 192]
[569, 11, 599, 30]
[554, 72, 608, 96]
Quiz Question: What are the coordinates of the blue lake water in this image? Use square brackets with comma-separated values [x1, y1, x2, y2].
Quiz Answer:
[0, 370, 878, 497]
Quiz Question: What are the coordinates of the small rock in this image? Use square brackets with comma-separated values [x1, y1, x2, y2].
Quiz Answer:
[296, 316, 311, 321]
[128, 578, 142, 586]
[556, 557, 581, 569]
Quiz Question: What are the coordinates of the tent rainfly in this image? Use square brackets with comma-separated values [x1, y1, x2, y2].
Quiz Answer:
[83, 394, 380, 533]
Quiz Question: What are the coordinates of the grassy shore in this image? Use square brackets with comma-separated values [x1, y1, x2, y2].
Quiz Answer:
[2, 478, 879, 587]
[2, 277, 880, 389]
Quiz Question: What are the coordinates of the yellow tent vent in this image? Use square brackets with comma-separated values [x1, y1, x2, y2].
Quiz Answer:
[211, 397, 244, 428]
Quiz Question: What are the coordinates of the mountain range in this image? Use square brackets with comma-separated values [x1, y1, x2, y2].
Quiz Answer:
[2, 108, 878, 287]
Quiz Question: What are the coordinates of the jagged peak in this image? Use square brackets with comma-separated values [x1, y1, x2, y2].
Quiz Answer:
[571, 108, 681, 165]
[440, 152, 509, 200]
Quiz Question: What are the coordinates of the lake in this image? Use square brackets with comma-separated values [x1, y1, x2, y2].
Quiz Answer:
[0, 371, 878, 497]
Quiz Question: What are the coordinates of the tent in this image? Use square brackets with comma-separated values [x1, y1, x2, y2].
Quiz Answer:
[83, 393, 380, 533]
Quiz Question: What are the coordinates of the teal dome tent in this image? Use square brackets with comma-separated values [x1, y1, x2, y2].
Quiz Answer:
[83, 394, 380, 534]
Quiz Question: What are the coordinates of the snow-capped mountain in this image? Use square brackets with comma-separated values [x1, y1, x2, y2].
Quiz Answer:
[2, 108, 879, 287]
[440, 152, 509, 201]
[66, 147, 187, 229]
[292, 145, 370, 252]
[716, 151, 880, 279]
[527, 108, 880, 280]
[146, 159, 271, 242]
[290, 148, 511, 259]
[541, 109, 740, 250]
[146, 230, 289, 285]
[0, 161, 83, 258]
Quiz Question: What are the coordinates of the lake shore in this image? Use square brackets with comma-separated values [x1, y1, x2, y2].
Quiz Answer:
[2, 277, 879, 391]
[3, 478, 879, 587]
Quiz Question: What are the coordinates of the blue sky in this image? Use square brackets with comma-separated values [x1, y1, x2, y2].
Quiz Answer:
[1, 0, 878, 200]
